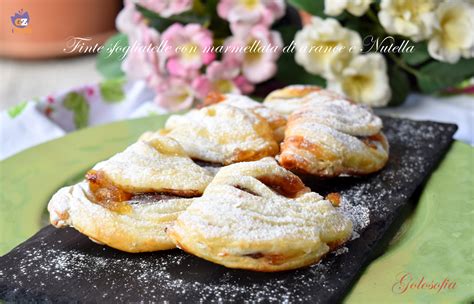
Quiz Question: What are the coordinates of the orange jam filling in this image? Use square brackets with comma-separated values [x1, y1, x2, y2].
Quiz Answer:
[257, 174, 309, 198]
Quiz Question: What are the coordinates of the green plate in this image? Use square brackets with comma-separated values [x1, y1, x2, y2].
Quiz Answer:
[345, 141, 474, 303]
[1, 116, 472, 303]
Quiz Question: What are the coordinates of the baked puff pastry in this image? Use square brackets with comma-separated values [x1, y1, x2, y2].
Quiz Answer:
[160, 104, 279, 165]
[48, 135, 213, 252]
[279, 98, 389, 177]
[263, 85, 344, 117]
[205, 93, 287, 142]
[88, 135, 213, 197]
[48, 182, 194, 252]
[167, 158, 353, 272]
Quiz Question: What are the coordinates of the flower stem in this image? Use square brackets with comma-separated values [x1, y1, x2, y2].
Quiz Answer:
[366, 9, 379, 24]
[366, 8, 387, 37]
[389, 53, 420, 76]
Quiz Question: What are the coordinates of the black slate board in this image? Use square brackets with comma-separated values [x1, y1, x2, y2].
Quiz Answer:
[0, 117, 457, 303]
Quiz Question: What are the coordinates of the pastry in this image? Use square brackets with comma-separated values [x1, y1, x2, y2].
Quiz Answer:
[48, 135, 213, 252]
[278, 97, 389, 177]
[167, 158, 353, 272]
[263, 85, 344, 116]
[48, 182, 194, 252]
[204, 92, 287, 142]
[160, 103, 279, 165]
[88, 135, 213, 197]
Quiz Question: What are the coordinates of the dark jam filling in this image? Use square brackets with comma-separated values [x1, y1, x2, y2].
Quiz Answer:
[128, 192, 198, 204]
[242, 252, 287, 265]
[192, 159, 223, 169]
[243, 252, 264, 259]
[235, 185, 260, 197]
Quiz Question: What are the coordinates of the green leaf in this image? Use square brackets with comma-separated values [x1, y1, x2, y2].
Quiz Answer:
[136, 4, 210, 32]
[192, 0, 207, 15]
[402, 42, 430, 66]
[7, 101, 28, 118]
[204, 0, 231, 39]
[99, 78, 126, 103]
[387, 65, 410, 106]
[277, 24, 298, 47]
[96, 33, 128, 79]
[416, 58, 474, 94]
[63, 92, 90, 129]
[344, 16, 385, 42]
[288, 0, 325, 17]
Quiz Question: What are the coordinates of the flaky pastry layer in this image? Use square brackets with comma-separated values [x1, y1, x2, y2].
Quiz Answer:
[167, 158, 353, 271]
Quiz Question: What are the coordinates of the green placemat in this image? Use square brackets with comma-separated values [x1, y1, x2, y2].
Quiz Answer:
[345, 141, 474, 303]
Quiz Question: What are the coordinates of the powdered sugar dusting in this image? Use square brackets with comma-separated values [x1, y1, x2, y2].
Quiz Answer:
[7, 244, 342, 303]
[339, 197, 370, 238]
[164, 104, 278, 164]
[293, 98, 382, 137]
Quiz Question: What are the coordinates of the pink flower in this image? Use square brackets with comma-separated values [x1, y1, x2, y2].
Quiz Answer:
[162, 23, 215, 78]
[154, 78, 195, 111]
[223, 25, 283, 83]
[233, 75, 254, 93]
[122, 24, 164, 83]
[116, 1, 143, 35]
[192, 59, 254, 99]
[218, 0, 285, 36]
[138, 0, 193, 17]
[85, 86, 95, 97]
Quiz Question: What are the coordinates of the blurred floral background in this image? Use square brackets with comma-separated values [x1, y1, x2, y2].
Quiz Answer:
[98, 0, 474, 109]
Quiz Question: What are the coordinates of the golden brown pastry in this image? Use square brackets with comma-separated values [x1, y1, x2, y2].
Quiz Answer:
[48, 135, 213, 252]
[89, 135, 213, 196]
[263, 85, 344, 116]
[160, 103, 279, 165]
[167, 158, 353, 272]
[205, 92, 287, 142]
[278, 97, 389, 177]
[48, 182, 194, 252]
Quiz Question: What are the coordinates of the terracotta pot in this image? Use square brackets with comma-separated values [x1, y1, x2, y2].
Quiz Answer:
[0, 0, 122, 59]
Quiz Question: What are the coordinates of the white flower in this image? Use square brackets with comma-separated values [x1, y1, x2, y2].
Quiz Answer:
[378, 0, 439, 42]
[428, 1, 474, 63]
[328, 53, 391, 107]
[294, 17, 362, 79]
[324, 0, 373, 17]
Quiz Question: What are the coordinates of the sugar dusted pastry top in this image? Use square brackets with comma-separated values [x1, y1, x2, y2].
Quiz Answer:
[91, 135, 213, 195]
[278, 92, 389, 177]
[167, 158, 353, 271]
[210, 93, 287, 141]
[263, 85, 344, 117]
[161, 103, 279, 165]
[293, 97, 382, 137]
[48, 181, 194, 253]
